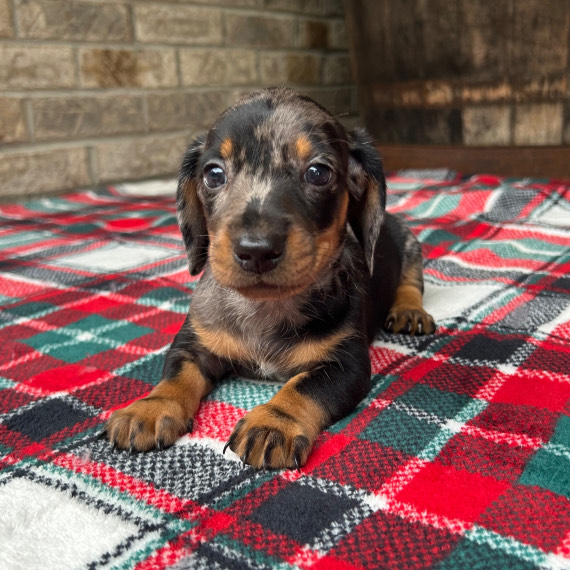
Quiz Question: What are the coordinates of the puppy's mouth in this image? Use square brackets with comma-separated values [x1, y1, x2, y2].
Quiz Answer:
[234, 280, 310, 301]
[209, 253, 320, 301]
[210, 258, 317, 301]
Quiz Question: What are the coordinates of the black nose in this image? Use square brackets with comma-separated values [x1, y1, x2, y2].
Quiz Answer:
[233, 234, 286, 274]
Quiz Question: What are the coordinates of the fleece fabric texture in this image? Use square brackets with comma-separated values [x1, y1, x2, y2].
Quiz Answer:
[0, 173, 569, 570]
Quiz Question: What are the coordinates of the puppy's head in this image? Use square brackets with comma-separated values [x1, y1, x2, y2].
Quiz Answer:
[177, 88, 385, 301]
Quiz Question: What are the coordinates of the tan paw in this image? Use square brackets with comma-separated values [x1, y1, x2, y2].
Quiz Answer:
[105, 397, 191, 452]
[224, 403, 314, 470]
[385, 305, 436, 336]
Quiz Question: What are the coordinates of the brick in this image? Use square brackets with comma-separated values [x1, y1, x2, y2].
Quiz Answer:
[0, 147, 90, 198]
[514, 103, 563, 146]
[80, 48, 177, 89]
[32, 95, 146, 141]
[180, 49, 257, 86]
[302, 19, 329, 49]
[0, 45, 75, 90]
[263, 0, 323, 15]
[157, 0, 258, 4]
[146, 93, 186, 133]
[178, 0, 259, 4]
[0, 0, 13, 37]
[134, 4, 222, 45]
[463, 105, 511, 146]
[260, 53, 322, 85]
[16, 0, 130, 42]
[147, 91, 227, 132]
[95, 134, 188, 183]
[302, 87, 353, 115]
[323, 54, 352, 85]
[0, 98, 27, 144]
[221, 0, 259, 5]
[225, 14, 295, 48]
[324, 0, 345, 16]
[229, 88, 257, 103]
[328, 19, 348, 49]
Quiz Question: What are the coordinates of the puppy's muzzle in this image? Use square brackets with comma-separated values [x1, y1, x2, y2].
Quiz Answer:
[233, 233, 286, 274]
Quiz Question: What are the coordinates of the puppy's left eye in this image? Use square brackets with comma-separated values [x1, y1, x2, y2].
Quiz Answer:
[203, 165, 227, 189]
[305, 164, 332, 186]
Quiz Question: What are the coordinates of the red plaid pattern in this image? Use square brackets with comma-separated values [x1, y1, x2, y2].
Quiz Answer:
[0, 173, 568, 569]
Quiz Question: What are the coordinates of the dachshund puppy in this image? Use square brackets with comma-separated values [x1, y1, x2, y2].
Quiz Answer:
[105, 87, 435, 470]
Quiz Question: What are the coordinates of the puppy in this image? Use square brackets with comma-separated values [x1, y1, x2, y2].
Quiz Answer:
[105, 87, 435, 470]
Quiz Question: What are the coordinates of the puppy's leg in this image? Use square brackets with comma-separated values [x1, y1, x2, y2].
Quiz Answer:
[226, 336, 371, 470]
[106, 316, 221, 451]
[385, 229, 435, 336]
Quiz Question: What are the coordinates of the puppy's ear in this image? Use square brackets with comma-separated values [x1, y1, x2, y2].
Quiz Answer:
[347, 127, 386, 274]
[177, 136, 208, 276]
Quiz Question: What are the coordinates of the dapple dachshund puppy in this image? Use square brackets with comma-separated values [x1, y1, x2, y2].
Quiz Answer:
[105, 87, 435, 470]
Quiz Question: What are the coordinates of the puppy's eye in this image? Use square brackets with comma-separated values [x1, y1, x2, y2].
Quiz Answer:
[305, 164, 332, 186]
[203, 165, 227, 189]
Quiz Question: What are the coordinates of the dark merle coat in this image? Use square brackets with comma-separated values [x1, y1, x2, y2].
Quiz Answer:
[105, 88, 434, 470]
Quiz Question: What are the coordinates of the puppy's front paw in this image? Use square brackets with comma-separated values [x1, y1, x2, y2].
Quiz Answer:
[225, 404, 313, 470]
[385, 305, 436, 336]
[105, 397, 191, 452]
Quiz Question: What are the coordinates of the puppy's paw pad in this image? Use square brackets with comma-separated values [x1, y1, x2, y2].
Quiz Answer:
[225, 405, 312, 470]
[105, 397, 189, 452]
[385, 306, 436, 336]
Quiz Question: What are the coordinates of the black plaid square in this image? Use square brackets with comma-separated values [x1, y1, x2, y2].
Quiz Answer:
[4, 398, 93, 442]
[248, 479, 359, 545]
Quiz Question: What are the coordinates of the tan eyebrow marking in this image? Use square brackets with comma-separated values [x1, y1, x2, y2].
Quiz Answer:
[220, 137, 233, 160]
[295, 136, 312, 161]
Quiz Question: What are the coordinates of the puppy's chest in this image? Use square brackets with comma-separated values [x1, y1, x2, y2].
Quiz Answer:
[190, 311, 344, 383]
[194, 316, 351, 383]
[190, 282, 350, 377]
[195, 315, 296, 371]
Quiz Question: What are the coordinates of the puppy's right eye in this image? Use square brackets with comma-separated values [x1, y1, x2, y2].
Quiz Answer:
[203, 165, 227, 189]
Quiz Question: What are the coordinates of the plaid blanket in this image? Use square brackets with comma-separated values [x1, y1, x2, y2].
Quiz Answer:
[0, 173, 569, 570]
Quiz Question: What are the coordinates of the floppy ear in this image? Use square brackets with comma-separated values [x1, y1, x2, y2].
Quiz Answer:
[176, 136, 208, 276]
[347, 127, 386, 274]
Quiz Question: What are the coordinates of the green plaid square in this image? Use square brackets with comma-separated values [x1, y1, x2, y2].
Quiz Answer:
[24, 315, 153, 364]
[519, 448, 570, 499]
[439, 537, 538, 570]
[360, 405, 441, 454]
[398, 384, 473, 419]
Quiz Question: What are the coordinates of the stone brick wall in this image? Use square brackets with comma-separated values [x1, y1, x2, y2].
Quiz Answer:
[0, 0, 355, 199]
[346, 0, 570, 148]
